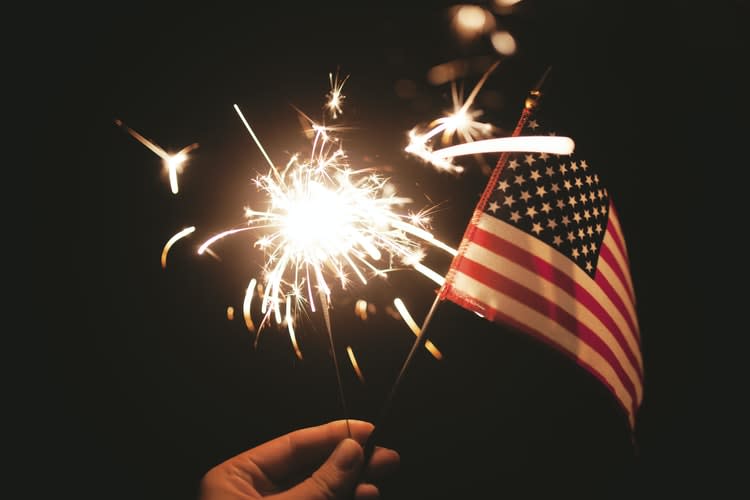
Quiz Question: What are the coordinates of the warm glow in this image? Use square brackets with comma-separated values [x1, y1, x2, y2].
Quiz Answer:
[427, 60, 470, 86]
[457, 5, 486, 30]
[226, 306, 235, 321]
[355, 299, 368, 320]
[490, 30, 517, 55]
[494, 0, 522, 7]
[453, 5, 494, 40]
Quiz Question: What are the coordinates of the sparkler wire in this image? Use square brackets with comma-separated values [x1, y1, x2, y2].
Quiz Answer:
[233, 104, 353, 436]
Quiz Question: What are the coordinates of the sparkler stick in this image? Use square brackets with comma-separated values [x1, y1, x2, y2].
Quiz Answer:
[363, 69, 554, 467]
[319, 291, 352, 438]
[238, 100, 358, 433]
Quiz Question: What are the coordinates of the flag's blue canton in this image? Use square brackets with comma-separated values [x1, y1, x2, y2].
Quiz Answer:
[486, 118, 609, 277]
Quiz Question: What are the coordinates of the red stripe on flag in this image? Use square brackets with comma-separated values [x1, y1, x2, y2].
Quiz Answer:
[442, 286, 637, 426]
[606, 202, 631, 262]
[604, 204, 637, 303]
[595, 246, 640, 338]
[455, 256, 640, 403]
[467, 224, 642, 378]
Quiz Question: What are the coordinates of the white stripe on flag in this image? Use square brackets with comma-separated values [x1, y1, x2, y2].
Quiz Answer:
[449, 270, 636, 426]
[475, 213, 643, 374]
[461, 230, 642, 403]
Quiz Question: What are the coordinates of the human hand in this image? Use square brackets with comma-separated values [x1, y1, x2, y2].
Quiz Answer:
[199, 420, 399, 500]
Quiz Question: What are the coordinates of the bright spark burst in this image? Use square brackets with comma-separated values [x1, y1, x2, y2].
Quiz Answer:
[115, 120, 198, 194]
[405, 61, 499, 174]
[325, 71, 350, 120]
[198, 105, 456, 335]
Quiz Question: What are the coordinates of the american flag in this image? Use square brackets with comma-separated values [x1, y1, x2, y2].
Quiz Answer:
[439, 102, 643, 429]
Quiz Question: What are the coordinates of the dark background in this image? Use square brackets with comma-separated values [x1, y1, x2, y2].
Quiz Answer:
[38, 1, 725, 498]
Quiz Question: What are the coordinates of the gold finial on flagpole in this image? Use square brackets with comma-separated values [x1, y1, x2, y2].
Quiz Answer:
[525, 65, 552, 110]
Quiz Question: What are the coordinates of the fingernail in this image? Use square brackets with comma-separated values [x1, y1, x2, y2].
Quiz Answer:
[332, 438, 362, 470]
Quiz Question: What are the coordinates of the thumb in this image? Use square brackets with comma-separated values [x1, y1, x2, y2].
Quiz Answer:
[276, 438, 364, 500]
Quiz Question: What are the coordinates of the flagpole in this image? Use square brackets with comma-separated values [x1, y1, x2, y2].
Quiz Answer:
[362, 67, 553, 467]
[361, 293, 441, 463]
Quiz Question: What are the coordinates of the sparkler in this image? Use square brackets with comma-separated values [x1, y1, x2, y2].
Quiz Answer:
[199, 105, 455, 333]
[196, 102, 458, 434]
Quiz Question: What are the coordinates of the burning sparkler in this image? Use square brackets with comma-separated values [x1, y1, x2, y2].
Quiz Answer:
[195, 102, 459, 435]
[198, 105, 455, 336]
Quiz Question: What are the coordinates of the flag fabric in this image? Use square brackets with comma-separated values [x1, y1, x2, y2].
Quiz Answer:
[439, 102, 643, 429]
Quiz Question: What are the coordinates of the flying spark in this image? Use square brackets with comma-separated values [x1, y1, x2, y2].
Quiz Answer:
[325, 71, 350, 120]
[393, 298, 443, 360]
[116, 120, 198, 194]
[161, 226, 196, 269]
[346, 346, 365, 383]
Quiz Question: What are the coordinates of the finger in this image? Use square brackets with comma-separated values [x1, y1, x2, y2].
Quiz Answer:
[363, 446, 400, 481]
[354, 483, 380, 500]
[270, 438, 364, 500]
[244, 420, 374, 484]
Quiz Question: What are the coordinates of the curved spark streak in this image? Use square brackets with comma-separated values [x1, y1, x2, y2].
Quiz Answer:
[161, 226, 196, 268]
[432, 135, 575, 158]
[243, 278, 258, 333]
[285, 296, 303, 360]
[197, 227, 255, 255]
[346, 346, 365, 383]
[392, 298, 443, 360]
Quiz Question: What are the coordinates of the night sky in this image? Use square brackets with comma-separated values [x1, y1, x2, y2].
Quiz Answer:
[38, 1, 724, 498]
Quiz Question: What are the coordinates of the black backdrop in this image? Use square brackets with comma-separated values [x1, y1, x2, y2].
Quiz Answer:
[38, 1, 721, 498]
